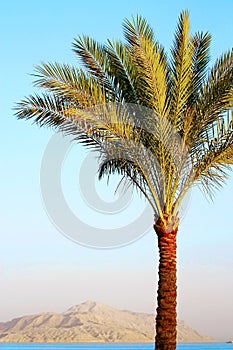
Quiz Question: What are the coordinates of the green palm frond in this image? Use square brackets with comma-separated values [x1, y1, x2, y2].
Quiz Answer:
[122, 15, 168, 114]
[180, 31, 211, 149]
[105, 39, 138, 103]
[73, 36, 106, 76]
[14, 94, 98, 152]
[33, 63, 89, 103]
[97, 136, 165, 216]
[15, 93, 67, 128]
[192, 110, 233, 197]
[197, 49, 233, 127]
[123, 15, 154, 45]
[14, 93, 109, 149]
[190, 31, 211, 101]
[188, 49, 233, 156]
[170, 10, 194, 128]
[98, 157, 157, 211]
[72, 35, 115, 92]
[195, 151, 233, 200]
[33, 62, 113, 106]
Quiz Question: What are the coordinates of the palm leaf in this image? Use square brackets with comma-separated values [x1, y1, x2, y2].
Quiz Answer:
[15, 93, 67, 128]
[169, 10, 193, 128]
[197, 49, 233, 130]
[189, 31, 211, 101]
[105, 39, 139, 103]
[72, 35, 114, 92]
[98, 157, 157, 211]
[123, 15, 154, 45]
[122, 15, 168, 114]
[33, 62, 112, 106]
[192, 110, 233, 197]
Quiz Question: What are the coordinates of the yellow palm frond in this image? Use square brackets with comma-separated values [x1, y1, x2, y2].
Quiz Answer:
[123, 15, 168, 114]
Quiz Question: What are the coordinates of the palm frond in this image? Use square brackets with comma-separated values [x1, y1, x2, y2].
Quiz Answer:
[196, 49, 233, 130]
[187, 49, 233, 157]
[123, 15, 154, 45]
[98, 157, 156, 211]
[33, 62, 84, 100]
[33, 62, 112, 106]
[105, 39, 138, 103]
[72, 35, 114, 92]
[14, 93, 105, 150]
[192, 110, 233, 197]
[122, 15, 168, 114]
[97, 137, 165, 217]
[190, 31, 211, 101]
[169, 10, 193, 128]
[15, 93, 67, 128]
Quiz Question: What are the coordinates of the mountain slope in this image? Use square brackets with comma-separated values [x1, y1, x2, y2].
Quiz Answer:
[0, 300, 213, 342]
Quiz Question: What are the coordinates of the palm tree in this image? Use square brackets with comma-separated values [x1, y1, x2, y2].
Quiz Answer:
[15, 10, 233, 350]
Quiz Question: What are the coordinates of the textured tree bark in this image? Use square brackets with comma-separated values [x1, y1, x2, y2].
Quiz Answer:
[154, 216, 178, 350]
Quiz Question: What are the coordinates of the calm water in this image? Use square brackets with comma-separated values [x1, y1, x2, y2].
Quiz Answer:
[0, 343, 231, 350]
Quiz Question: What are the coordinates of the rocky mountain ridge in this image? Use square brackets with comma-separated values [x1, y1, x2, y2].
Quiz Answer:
[0, 300, 213, 343]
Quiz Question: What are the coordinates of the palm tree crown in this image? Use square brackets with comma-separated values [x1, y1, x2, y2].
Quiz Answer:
[15, 10, 233, 350]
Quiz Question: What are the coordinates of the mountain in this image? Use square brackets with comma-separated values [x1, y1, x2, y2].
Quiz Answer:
[0, 300, 213, 343]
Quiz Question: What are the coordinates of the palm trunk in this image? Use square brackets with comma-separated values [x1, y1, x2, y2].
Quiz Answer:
[154, 217, 178, 350]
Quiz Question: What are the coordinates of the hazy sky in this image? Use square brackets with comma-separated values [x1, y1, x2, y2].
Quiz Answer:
[1, 0, 233, 341]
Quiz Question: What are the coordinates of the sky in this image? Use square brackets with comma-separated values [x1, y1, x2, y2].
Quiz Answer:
[1, 0, 233, 341]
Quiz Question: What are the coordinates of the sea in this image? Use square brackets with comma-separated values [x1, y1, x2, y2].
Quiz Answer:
[0, 343, 231, 350]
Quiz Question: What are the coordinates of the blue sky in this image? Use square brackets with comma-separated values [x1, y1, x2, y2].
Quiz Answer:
[1, 0, 233, 341]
